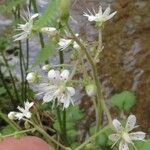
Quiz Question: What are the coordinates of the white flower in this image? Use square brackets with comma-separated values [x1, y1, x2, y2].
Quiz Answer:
[109, 115, 146, 150]
[58, 38, 72, 50]
[15, 101, 34, 120]
[13, 8, 39, 41]
[41, 27, 58, 36]
[37, 69, 75, 109]
[8, 111, 16, 120]
[26, 72, 39, 83]
[83, 5, 117, 24]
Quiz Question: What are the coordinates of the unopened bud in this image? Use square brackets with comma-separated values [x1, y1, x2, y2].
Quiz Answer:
[8, 111, 16, 120]
[60, 0, 70, 23]
[42, 64, 51, 72]
[41, 27, 58, 37]
[26, 72, 39, 83]
[85, 84, 97, 97]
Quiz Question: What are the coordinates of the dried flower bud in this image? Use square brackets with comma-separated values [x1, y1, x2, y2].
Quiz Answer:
[85, 84, 97, 97]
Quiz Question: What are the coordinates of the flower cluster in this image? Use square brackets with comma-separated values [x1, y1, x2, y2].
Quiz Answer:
[27, 69, 75, 109]
[109, 115, 146, 150]
[8, 101, 34, 120]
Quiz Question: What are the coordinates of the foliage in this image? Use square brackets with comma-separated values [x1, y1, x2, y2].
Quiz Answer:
[111, 91, 136, 111]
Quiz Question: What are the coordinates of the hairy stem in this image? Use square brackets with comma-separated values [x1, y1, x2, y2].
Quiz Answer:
[1, 52, 20, 103]
[24, 119, 67, 150]
[75, 126, 109, 150]
[0, 67, 14, 106]
[66, 23, 112, 130]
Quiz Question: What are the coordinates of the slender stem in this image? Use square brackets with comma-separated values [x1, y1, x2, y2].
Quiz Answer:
[24, 119, 67, 150]
[2, 128, 35, 138]
[56, 108, 63, 133]
[75, 126, 109, 150]
[59, 50, 68, 145]
[19, 41, 25, 102]
[1, 52, 20, 103]
[0, 67, 14, 105]
[66, 23, 112, 129]
[31, 0, 48, 64]
[98, 29, 102, 50]
[24, 39, 30, 100]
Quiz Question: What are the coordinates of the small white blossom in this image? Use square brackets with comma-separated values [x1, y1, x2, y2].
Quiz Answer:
[15, 101, 34, 120]
[37, 69, 75, 109]
[26, 72, 39, 83]
[83, 5, 117, 24]
[8, 101, 34, 120]
[41, 27, 58, 36]
[13, 8, 39, 41]
[109, 115, 146, 150]
[58, 38, 72, 50]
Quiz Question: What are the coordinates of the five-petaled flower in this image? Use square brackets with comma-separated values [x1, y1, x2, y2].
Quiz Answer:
[8, 101, 34, 120]
[83, 5, 117, 26]
[109, 115, 146, 150]
[13, 8, 39, 41]
[37, 69, 75, 109]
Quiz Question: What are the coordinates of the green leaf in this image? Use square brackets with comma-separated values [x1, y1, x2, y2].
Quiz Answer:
[67, 129, 78, 141]
[134, 139, 150, 150]
[33, 41, 55, 66]
[0, 87, 6, 95]
[111, 91, 136, 111]
[66, 105, 84, 122]
[53, 120, 61, 133]
[34, 0, 60, 29]
[96, 133, 108, 147]
[0, 125, 16, 135]
[0, 0, 24, 13]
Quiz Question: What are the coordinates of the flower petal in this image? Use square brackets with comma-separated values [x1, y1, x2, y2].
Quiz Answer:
[60, 70, 70, 80]
[30, 13, 39, 20]
[67, 87, 75, 96]
[129, 132, 146, 141]
[119, 140, 129, 150]
[43, 92, 55, 103]
[15, 113, 24, 120]
[105, 11, 117, 21]
[109, 134, 120, 142]
[125, 115, 136, 131]
[63, 95, 70, 109]
[24, 101, 34, 110]
[103, 6, 111, 16]
[98, 6, 102, 15]
[112, 119, 122, 131]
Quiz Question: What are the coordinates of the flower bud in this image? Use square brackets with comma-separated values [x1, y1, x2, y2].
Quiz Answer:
[41, 27, 58, 37]
[26, 72, 39, 83]
[42, 64, 51, 72]
[85, 84, 97, 97]
[60, 0, 70, 23]
[73, 41, 80, 49]
[8, 111, 16, 120]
